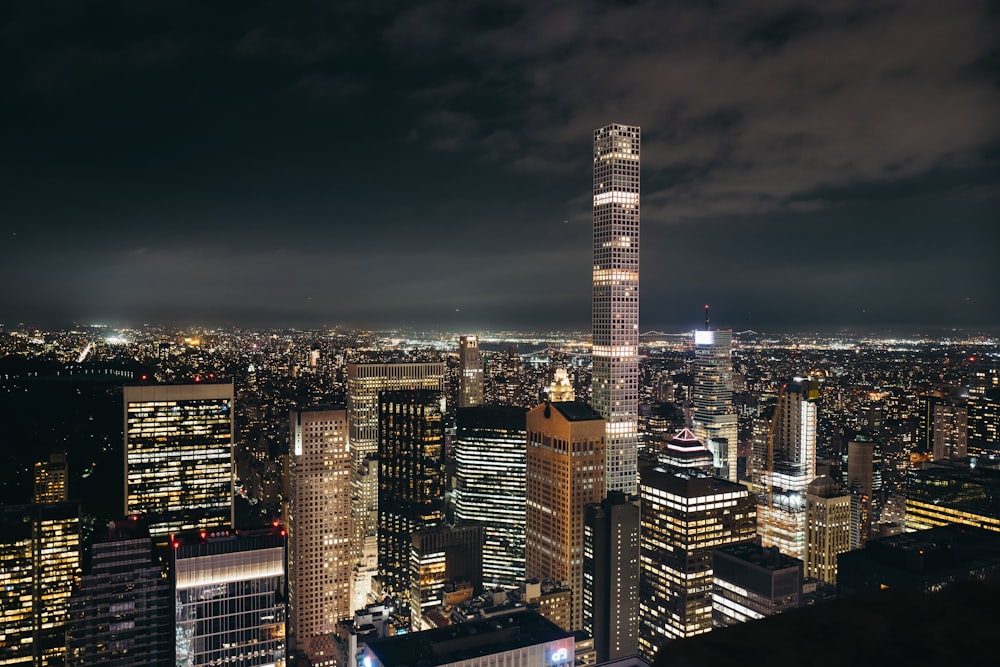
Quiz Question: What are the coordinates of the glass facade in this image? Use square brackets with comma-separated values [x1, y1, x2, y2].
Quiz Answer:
[691, 329, 738, 482]
[124, 384, 235, 541]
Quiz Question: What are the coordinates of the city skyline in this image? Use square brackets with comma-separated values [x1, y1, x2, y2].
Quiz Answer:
[2, 2, 998, 333]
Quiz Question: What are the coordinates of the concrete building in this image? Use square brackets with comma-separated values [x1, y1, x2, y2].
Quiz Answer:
[804, 475, 852, 585]
[457, 335, 484, 409]
[712, 543, 803, 628]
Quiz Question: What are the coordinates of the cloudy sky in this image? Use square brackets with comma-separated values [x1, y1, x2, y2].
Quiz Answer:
[2, 0, 998, 334]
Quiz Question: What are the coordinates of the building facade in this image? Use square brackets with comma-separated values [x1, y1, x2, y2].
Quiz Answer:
[592, 123, 640, 495]
[453, 405, 528, 588]
[525, 401, 606, 632]
[377, 388, 446, 630]
[712, 543, 802, 628]
[905, 460, 1000, 533]
[583, 491, 640, 662]
[638, 461, 756, 660]
[288, 407, 351, 665]
[804, 475, 852, 585]
[172, 526, 287, 667]
[458, 335, 484, 409]
[691, 328, 738, 482]
[409, 524, 483, 631]
[123, 383, 235, 541]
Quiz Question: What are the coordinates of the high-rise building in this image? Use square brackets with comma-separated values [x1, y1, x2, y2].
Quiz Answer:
[377, 388, 446, 630]
[525, 401, 606, 632]
[34, 452, 68, 504]
[847, 438, 877, 549]
[592, 122, 640, 495]
[65, 518, 172, 667]
[691, 328, 738, 482]
[804, 475, 852, 585]
[453, 406, 528, 588]
[547, 368, 576, 403]
[0, 502, 81, 667]
[288, 407, 351, 665]
[172, 526, 287, 667]
[932, 402, 968, 461]
[757, 378, 819, 559]
[968, 392, 1000, 456]
[409, 524, 483, 631]
[905, 459, 1000, 533]
[583, 491, 640, 662]
[346, 362, 444, 607]
[458, 335, 484, 409]
[712, 543, 802, 628]
[123, 383, 235, 541]
[638, 451, 756, 660]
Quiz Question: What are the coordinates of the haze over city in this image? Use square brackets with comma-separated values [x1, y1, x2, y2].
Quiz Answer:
[2, 1, 998, 333]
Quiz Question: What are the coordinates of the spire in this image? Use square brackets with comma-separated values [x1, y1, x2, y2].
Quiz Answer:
[704, 304, 710, 331]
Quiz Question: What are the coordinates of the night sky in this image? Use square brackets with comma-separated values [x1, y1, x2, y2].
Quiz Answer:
[2, 1, 998, 334]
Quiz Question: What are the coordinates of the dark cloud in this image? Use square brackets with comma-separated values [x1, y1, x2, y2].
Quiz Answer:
[0, 0, 997, 332]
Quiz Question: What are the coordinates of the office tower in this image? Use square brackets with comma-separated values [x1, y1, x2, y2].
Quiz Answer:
[361, 611, 574, 667]
[712, 543, 803, 628]
[757, 378, 819, 559]
[691, 327, 738, 482]
[547, 367, 576, 402]
[968, 391, 1000, 455]
[804, 475, 852, 585]
[932, 402, 968, 460]
[377, 389, 446, 630]
[288, 407, 351, 665]
[65, 518, 172, 667]
[346, 362, 445, 607]
[0, 502, 81, 667]
[123, 383, 234, 541]
[847, 437, 883, 549]
[409, 524, 483, 631]
[905, 459, 1000, 533]
[583, 491, 640, 662]
[638, 454, 756, 660]
[172, 526, 287, 667]
[34, 451, 67, 503]
[525, 401, 606, 632]
[458, 335, 484, 408]
[592, 122, 640, 495]
[837, 524, 1000, 597]
[454, 406, 528, 588]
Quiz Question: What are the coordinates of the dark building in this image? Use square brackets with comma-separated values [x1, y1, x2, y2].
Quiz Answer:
[361, 610, 574, 667]
[410, 523, 484, 631]
[838, 524, 1000, 596]
[968, 391, 1000, 456]
[583, 491, 640, 662]
[904, 459, 1000, 533]
[65, 518, 172, 666]
[712, 543, 803, 627]
[377, 389, 446, 630]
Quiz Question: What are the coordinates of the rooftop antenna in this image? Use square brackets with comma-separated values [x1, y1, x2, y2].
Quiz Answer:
[704, 304, 710, 331]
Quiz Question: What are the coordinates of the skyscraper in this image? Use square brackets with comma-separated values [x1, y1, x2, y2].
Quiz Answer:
[592, 122, 640, 495]
[346, 362, 445, 607]
[804, 475, 852, 585]
[757, 378, 819, 559]
[583, 491, 640, 662]
[409, 524, 483, 631]
[454, 406, 528, 588]
[932, 402, 968, 461]
[0, 502, 81, 667]
[172, 526, 287, 667]
[458, 335, 484, 409]
[123, 383, 235, 541]
[65, 518, 172, 667]
[847, 437, 877, 549]
[638, 459, 755, 659]
[34, 451, 68, 504]
[377, 388, 446, 631]
[525, 401, 606, 632]
[691, 327, 738, 482]
[289, 407, 351, 665]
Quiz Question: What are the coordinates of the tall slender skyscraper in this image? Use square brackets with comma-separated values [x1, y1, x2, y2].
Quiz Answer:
[458, 335, 484, 409]
[289, 407, 351, 665]
[691, 327, 738, 482]
[592, 123, 640, 495]
[34, 451, 68, 504]
[123, 383, 234, 541]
